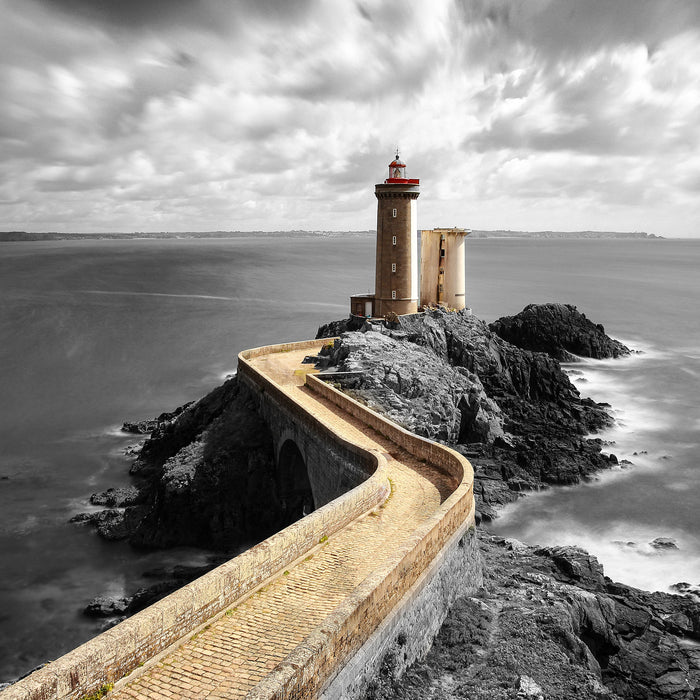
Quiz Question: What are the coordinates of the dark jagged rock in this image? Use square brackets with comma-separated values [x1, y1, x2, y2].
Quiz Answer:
[123, 443, 142, 457]
[314, 314, 367, 339]
[533, 544, 607, 590]
[121, 402, 193, 435]
[83, 584, 176, 619]
[121, 420, 159, 435]
[89, 486, 141, 508]
[127, 582, 179, 614]
[70, 507, 146, 541]
[128, 380, 240, 478]
[489, 303, 631, 361]
[84, 595, 131, 618]
[76, 375, 288, 551]
[127, 383, 282, 550]
[369, 536, 700, 700]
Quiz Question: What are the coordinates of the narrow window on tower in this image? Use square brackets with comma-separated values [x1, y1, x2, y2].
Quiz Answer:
[392, 235, 397, 245]
[392, 290, 396, 299]
[392, 208, 397, 218]
[391, 263, 396, 272]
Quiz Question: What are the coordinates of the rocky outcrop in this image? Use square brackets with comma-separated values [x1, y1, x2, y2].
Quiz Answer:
[75, 377, 287, 551]
[318, 308, 617, 523]
[315, 314, 367, 339]
[89, 486, 141, 508]
[129, 387, 283, 550]
[84, 596, 131, 618]
[121, 402, 193, 434]
[369, 535, 700, 700]
[489, 303, 631, 361]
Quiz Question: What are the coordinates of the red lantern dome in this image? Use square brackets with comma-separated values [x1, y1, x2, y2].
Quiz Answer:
[385, 151, 419, 184]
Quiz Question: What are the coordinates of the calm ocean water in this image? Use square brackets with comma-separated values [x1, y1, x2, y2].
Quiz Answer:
[0, 236, 698, 681]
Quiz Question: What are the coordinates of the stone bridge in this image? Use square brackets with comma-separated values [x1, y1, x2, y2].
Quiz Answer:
[2, 339, 480, 700]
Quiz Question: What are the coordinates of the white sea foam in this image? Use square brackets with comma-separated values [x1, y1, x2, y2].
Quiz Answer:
[546, 524, 700, 593]
[64, 496, 104, 515]
[104, 426, 132, 438]
[216, 368, 237, 381]
[664, 480, 692, 492]
[672, 346, 700, 361]
[497, 498, 700, 592]
[495, 339, 700, 592]
[57, 425, 135, 443]
[3, 514, 40, 536]
[566, 353, 675, 447]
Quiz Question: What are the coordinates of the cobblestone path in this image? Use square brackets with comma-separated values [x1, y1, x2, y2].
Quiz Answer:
[111, 348, 452, 700]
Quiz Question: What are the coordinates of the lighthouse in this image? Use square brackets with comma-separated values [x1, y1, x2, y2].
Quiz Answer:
[374, 152, 420, 316]
[350, 152, 420, 318]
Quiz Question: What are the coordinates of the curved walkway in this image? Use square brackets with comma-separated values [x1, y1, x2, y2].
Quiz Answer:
[1, 339, 474, 700]
[112, 346, 455, 699]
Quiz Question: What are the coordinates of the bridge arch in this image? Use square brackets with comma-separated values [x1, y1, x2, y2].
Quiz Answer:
[277, 437, 315, 522]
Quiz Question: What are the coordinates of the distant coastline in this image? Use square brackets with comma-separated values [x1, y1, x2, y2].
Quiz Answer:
[0, 229, 663, 242]
[469, 229, 663, 239]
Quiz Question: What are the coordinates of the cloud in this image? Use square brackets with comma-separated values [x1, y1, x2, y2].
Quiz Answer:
[454, 0, 700, 63]
[34, 0, 315, 33]
[0, 0, 699, 235]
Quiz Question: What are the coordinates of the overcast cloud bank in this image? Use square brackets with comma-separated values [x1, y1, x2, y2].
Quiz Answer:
[1, 0, 699, 236]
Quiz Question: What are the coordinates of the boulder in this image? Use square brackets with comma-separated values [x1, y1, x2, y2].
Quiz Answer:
[315, 315, 367, 338]
[489, 303, 631, 361]
[534, 544, 607, 590]
[89, 486, 141, 508]
[121, 402, 194, 435]
[84, 595, 131, 618]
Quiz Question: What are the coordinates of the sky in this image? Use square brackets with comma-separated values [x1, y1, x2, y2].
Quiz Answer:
[1, 0, 699, 237]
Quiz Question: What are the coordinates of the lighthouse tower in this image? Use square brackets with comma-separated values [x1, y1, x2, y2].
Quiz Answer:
[349, 152, 422, 319]
[372, 152, 420, 317]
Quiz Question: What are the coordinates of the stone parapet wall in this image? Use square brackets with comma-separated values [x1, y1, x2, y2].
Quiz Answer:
[321, 524, 482, 698]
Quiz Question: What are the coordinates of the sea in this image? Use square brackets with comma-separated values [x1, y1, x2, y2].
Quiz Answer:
[0, 235, 698, 682]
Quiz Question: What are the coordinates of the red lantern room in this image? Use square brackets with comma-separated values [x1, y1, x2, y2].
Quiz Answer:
[386, 151, 419, 184]
[388, 152, 406, 180]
